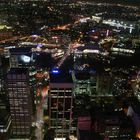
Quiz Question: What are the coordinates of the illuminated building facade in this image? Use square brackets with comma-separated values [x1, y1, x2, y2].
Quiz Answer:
[9, 47, 33, 68]
[49, 71, 74, 138]
[9, 47, 37, 110]
[7, 68, 32, 139]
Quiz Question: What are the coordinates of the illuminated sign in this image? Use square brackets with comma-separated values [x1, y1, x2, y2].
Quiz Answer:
[21, 55, 31, 63]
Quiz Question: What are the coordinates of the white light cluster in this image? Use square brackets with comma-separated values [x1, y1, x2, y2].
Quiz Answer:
[21, 55, 31, 63]
[111, 48, 135, 54]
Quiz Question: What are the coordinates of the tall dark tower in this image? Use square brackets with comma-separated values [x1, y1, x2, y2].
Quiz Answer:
[0, 56, 11, 140]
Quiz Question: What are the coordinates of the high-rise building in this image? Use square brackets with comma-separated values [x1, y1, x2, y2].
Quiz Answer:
[73, 50, 97, 96]
[72, 71, 92, 95]
[96, 74, 113, 96]
[49, 70, 74, 138]
[7, 68, 32, 139]
[0, 56, 11, 140]
[0, 110, 11, 140]
[0, 57, 9, 109]
[104, 115, 136, 139]
[9, 47, 37, 111]
[9, 47, 33, 68]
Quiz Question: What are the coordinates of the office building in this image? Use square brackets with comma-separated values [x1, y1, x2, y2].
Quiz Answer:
[9, 47, 37, 110]
[49, 70, 74, 138]
[7, 68, 32, 139]
[9, 47, 33, 68]
[0, 56, 11, 140]
[0, 57, 9, 109]
[96, 74, 113, 96]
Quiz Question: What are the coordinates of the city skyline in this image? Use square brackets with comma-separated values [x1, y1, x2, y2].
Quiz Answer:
[0, 0, 140, 140]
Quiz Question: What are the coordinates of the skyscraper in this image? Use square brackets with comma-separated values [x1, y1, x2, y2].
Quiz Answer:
[7, 68, 32, 139]
[9, 47, 37, 111]
[49, 71, 74, 138]
[0, 56, 9, 110]
[0, 56, 11, 140]
[9, 47, 33, 68]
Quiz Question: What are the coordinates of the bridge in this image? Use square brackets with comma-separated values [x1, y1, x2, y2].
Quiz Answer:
[0, 35, 61, 49]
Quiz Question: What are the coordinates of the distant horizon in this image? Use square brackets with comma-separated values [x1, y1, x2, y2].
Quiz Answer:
[82, 0, 140, 5]
[0, 0, 139, 5]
